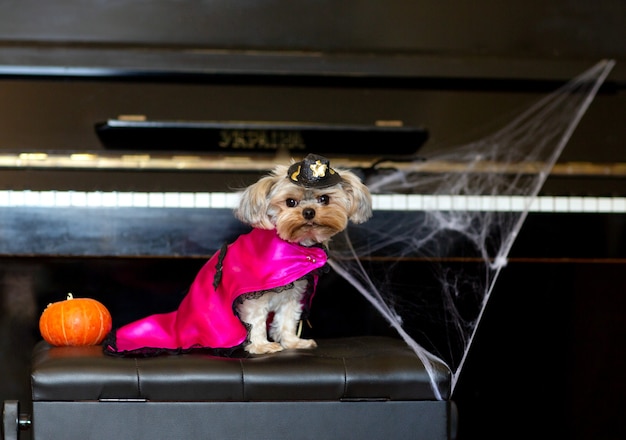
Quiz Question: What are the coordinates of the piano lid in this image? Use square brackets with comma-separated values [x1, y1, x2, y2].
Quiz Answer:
[0, 0, 624, 187]
[0, 0, 624, 80]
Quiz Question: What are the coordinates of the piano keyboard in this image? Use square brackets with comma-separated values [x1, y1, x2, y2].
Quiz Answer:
[1, 190, 625, 213]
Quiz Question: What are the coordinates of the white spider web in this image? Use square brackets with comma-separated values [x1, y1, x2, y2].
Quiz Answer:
[328, 59, 615, 400]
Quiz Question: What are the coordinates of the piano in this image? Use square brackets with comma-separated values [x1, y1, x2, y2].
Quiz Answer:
[0, 1, 624, 439]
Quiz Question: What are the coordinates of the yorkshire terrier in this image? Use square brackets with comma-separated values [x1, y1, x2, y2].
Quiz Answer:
[105, 154, 371, 357]
[233, 154, 372, 353]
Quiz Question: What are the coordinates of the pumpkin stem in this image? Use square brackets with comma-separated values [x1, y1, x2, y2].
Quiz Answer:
[67, 293, 74, 300]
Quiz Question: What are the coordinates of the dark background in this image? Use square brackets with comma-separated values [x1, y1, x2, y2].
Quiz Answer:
[1, 1, 625, 439]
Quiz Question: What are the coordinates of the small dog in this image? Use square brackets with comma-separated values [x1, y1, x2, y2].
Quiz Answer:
[233, 154, 372, 353]
[105, 154, 371, 357]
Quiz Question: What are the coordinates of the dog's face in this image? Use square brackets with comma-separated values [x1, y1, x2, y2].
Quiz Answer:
[235, 163, 372, 246]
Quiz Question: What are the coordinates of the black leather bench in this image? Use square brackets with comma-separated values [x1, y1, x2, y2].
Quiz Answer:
[4, 336, 455, 439]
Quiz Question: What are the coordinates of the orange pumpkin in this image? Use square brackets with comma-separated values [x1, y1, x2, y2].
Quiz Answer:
[39, 293, 112, 346]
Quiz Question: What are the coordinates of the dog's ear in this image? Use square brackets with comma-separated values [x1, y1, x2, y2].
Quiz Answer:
[234, 173, 279, 229]
[341, 170, 373, 224]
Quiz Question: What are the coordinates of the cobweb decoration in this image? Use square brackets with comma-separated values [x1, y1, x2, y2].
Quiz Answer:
[328, 59, 615, 400]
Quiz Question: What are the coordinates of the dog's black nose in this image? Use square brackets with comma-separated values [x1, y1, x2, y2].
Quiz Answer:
[302, 208, 316, 220]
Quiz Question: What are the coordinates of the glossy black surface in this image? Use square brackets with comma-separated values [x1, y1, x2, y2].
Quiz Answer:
[0, 1, 624, 439]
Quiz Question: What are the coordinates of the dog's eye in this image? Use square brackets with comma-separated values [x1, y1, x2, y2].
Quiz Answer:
[286, 198, 298, 208]
[317, 195, 330, 205]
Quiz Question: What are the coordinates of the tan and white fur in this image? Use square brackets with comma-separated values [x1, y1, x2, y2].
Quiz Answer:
[233, 162, 372, 354]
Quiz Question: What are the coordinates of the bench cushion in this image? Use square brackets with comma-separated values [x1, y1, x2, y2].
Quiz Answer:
[31, 336, 450, 402]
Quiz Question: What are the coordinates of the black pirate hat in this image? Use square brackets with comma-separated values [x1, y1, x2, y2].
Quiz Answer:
[287, 154, 343, 188]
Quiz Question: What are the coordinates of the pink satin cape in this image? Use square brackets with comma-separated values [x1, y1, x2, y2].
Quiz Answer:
[107, 228, 328, 353]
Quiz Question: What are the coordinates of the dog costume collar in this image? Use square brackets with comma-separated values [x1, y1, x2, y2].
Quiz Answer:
[287, 153, 342, 188]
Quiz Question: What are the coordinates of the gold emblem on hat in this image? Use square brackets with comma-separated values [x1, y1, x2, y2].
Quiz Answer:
[290, 165, 301, 181]
[310, 160, 327, 178]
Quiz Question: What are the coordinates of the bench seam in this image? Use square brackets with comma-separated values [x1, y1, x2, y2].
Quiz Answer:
[134, 358, 142, 398]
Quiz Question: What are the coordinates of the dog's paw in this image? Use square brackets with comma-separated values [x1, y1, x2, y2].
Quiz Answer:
[281, 338, 318, 350]
[245, 341, 284, 354]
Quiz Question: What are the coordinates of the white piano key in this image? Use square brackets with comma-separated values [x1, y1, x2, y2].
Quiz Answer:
[436, 195, 453, 211]
[528, 197, 540, 212]
[509, 196, 527, 212]
[163, 192, 180, 208]
[86, 192, 102, 207]
[117, 192, 134, 207]
[210, 192, 228, 208]
[148, 192, 165, 207]
[611, 197, 626, 213]
[373, 194, 394, 210]
[496, 195, 513, 211]
[506, 196, 516, 212]
[568, 196, 584, 212]
[388, 193, 406, 210]
[55, 191, 71, 207]
[554, 196, 570, 213]
[38, 191, 57, 207]
[178, 192, 195, 208]
[70, 191, 87, 207]
[465, 196, 482, 211]
[19, 191, 32, 205]
[481, 195, 497, 212]
[132, 192, 149, 207]
[101, 192, 118, 207]
[449, 195, 465, 211]
[496, 195, 513, 212]
[582, 197, 598, 213]
[538, 196, 554, 212]
[485, 195, 499, 211]
[0, 190, 9, 206]
[194, 192, 211, 208]
[406, 194, 423, 210]
[421, 195, 438, 211]
[9, 190, 25, 206]
[225, 192, 241, 209]
[24, 190, 41, 206]
[596, 197, 613, 213]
